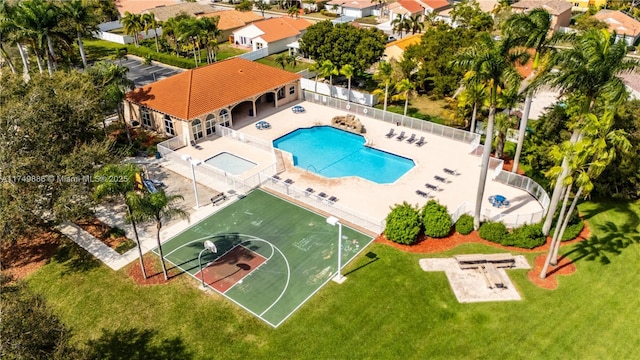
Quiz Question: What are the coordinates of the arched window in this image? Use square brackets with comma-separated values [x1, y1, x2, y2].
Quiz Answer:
[219, 109, 230, 127]
[164, 115, 175, 136]
[192, 119, 203, 140]
[205, 114, 216, 136]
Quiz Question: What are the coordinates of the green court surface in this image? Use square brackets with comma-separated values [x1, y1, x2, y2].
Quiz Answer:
[156, 189, 373, 327]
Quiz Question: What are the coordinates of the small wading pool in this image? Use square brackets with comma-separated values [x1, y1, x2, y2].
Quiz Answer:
[273, 126, 415, 184]
[204, 152, 257, 175]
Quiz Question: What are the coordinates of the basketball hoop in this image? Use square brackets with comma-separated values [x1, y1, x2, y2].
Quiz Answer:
[204, 240, 217, 253]
[199, 240, 218, 288]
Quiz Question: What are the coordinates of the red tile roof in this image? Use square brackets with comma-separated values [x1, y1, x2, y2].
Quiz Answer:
[198, 10, 264, 31]
[594, 10, 640, 37]
[253, 17, 312, 43]
[397, 0, 425, 14]
[417, 0, 450, 10]
[126, 58, 301, 120]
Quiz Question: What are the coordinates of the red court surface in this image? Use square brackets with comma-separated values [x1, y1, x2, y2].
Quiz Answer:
[196, 246, 267, 293]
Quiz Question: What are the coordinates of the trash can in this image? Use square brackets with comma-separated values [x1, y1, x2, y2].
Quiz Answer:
[155, 151, 161, 159]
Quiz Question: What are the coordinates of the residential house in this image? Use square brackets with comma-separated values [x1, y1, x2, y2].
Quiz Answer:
[593, 10, 640, 47]
[141, 2, 216, 22]
[416, 0, 451, 14]
[325, 0, 378, 19]
[620, 71, 640, 99]
[124, 58, 302, 144]
[568, 0, 606, 12]
[114, 0, 178, 17]
[383, 33, 422, 61]
[198, 10, 264, 42]
[387, 0, 425, 22]
[232, 17, 312, 55]
[511, 0, 572, 31]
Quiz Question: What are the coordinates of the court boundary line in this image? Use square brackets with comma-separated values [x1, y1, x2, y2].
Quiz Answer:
[220, 244, 273, 294]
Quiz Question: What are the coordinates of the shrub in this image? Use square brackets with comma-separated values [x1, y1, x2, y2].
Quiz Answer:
[455, 214, 474, 235]
[503, 223, 545, 249]
[421, 200, 452, 238]
[561, 221, 584, 241]
[384, 202, 422, 245]
[479, 222, 508, 244]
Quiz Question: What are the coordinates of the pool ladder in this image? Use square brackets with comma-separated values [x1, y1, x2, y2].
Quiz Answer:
[306, 165, 319, 174]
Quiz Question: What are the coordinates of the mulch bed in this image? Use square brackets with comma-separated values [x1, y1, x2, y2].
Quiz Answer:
[527, 254, 576, 290]
[0, 230, 64, 280]
[75, 217, 132, 253]
[375, 222, 590, 289]
[127, 253, 180, 286]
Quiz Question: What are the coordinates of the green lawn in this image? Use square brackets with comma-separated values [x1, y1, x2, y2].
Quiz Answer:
[26, 201, 640, 359]
[257, 52, 312, 73]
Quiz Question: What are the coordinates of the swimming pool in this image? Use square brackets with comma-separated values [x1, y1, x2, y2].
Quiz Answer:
[273, 126, 414, 184]
[204, 152, 257, 175]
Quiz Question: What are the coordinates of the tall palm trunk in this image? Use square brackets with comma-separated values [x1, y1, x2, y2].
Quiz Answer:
[470, 101, 478, 133]
[155, 221, 168, 280]
[0, 39, 16, 73]
[77, 30, 88, 69]
[551, 186, 583, 263]
[46, 35, 56, 72]
[474, 94, 497, 229]
[383, 83, 389, 112]
[403, 92, 409, 116]
[512, 93, 532, 173]
[154, 32, 159, 53]
[117, 102, 132, 146]
[33, 45, 44, 74]
[542, 129, 580, 235]
[540, 183, 571, 278]
[127, 206, 147, 279]
[314, 73, 318, 93]
[17, 44, 30, 78]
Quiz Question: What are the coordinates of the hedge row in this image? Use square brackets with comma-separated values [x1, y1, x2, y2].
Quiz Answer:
[478, 222, 546, 249]
[118, 46, 196, 69]
[384, 200, 451, 245]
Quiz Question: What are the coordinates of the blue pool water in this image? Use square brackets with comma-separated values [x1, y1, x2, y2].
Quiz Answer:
[273, 126, 414, 184]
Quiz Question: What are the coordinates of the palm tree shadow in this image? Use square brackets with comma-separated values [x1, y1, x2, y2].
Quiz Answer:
[561, 221, 640, 266]
[86, 328, 193, 360]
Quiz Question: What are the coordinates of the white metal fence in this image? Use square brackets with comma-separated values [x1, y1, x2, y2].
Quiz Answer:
[234, 47, 269, 61]
[260, 173, 384, 234]
[216, 125, 273, 153]
[450, 201, 544, 228]
[157, 136, 186, 153]
[300, 79, 378, 106]
[303, 90, 480, 144]
[494, 171, 551, 210]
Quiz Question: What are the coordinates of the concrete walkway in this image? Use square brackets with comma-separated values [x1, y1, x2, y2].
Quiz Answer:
[58, 159, 239, 271]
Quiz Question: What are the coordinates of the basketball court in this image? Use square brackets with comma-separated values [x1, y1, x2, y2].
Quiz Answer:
[156, 189, 373, 327]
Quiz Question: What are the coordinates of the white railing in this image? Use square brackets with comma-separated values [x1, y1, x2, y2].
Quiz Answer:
[303, 90, 480, 144]
[300, 80, 378, 106]
[216, 125, 274, 153]
[494, 170, 551, 210]
[157, 136, 186, 153]
[449, 201, 544, 228]
[259, 172, 384, 234]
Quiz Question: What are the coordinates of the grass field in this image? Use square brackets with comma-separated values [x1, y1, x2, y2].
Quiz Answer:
[26, 200, 640, 359]
[157, 189, 372, 327]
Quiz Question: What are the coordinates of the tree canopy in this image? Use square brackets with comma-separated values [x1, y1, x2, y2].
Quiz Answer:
[300, 21, 386, 73]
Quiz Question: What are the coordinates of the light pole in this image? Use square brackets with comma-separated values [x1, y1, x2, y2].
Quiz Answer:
[326, 216, 346, 284]
[181, 155, 201, 208]
[198, 240, 218, 288]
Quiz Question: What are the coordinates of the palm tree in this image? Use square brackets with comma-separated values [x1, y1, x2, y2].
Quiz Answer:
[493, 81, 522, 158]
[391, 15, 410, 38]
[62, 0, 99, 69]
[407, 14, 424, 35]
[141, 13, 160, 53]
[494, 112, 517, 160]
[89, 61, 135, 144]
[458, 78, 486, 133]
[340, 64, 355, 103]
[128, 190, 189, 280]
[14, 0, 64, 75]
[287, 5, 299, 18]
[0, 0, 17, 73]
[309, 61, 321, 93]
[503, 8, 555, 174]
[540, 29, 640, 235]
[453, 33, 529, 229]
[121, 11, 143, 47]
[395, 78, 415, 116]
[93, 164, 147, 279]
[275, 53, 288, 70]
[373, 61, 394, 112]
[288, 53, 298, 70]
[199, 16, 221, 63]
[176, 17, 203, 66]
[318, 59, 338, 94]
[540, 110, 631, 278]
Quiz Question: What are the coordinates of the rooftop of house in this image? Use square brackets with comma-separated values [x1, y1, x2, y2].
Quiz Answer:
[198, 10, 263, 31]
[125, 58, 301, 120]
[140, 2, 215, 21]
[417, 0, 451, 11]
[326, 0, 377, 9]
[593, 10, 640, 37]
[389, 0, 426, 14]
[114, 0, 179, 17]
[250, 17, 312, 42]
[385, 33, 422, 50]
[510, 0, 572, 16]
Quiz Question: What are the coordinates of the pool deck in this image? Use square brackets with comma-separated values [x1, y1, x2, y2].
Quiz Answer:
[169, 101, 544, 226]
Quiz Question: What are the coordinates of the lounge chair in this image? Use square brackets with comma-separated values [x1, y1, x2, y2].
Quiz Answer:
[443, 168, 458, 175]
[305, 187, 314, 194]
[284, 178, 294, 184]
[396, 131, 406, 141]
[327, 196, 338, 203]
[272, 174, 281, 181]
[415, 189, 429, 198]
[384, 128, 395, 138]
[406, 133, 416, 143]
[425, 183, 440, 191]
[317, 192, 327, 199]
[190, 140, 202, 149]
[434, 175, 447, 183]
[415, 136, 426, 147]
